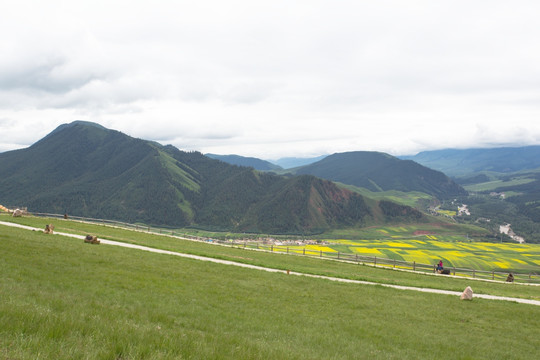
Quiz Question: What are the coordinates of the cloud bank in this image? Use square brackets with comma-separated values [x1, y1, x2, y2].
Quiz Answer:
[2, 1, 540, 158]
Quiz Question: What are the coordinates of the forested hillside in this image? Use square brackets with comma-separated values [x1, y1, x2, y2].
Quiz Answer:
[397, 146, 540, 243]
[450, 169, 540, 243]
[291, 151, 467, 199]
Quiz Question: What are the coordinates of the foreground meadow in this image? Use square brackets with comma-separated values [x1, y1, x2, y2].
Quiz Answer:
[1, 222, 539, 359]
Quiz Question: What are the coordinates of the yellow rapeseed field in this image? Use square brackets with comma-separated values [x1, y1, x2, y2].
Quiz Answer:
[288, 238, 540, 271]
[350, 248, 382, 255]
[386, 242, 415, 248]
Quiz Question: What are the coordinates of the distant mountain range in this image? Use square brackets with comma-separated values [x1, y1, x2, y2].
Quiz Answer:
[400, 146, 540, 177]
[205, 154, 282, 171]
[206, 154, 328, 170]
[212, 151, 467, 199]
[270, 156, 327, 169]
[10, 121, 539, 238]
[0, 121, 427, 234]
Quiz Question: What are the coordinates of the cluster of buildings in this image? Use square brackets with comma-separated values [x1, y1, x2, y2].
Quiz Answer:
[490, 192, 506, 199]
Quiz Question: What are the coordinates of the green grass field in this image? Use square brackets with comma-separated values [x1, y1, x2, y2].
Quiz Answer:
[1, 216, 540, 359]
[463, 177, 535, 192]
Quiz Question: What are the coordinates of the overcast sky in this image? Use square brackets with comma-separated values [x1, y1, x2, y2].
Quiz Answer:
[2, 1, 540, 159]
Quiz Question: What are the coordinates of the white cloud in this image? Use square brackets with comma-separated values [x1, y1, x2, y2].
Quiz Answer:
[2, 0, 540, 158]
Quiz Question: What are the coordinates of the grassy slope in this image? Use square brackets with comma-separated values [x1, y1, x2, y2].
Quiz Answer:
[2, 215, 538, 300]
[337, 182, 433, 208]
[1, 225, 539, 359]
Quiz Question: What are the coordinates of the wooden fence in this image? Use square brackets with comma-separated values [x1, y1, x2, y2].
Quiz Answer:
[224, 241, 540, 284]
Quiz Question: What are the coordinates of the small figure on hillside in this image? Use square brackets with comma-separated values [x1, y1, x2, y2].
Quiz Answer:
[84, 235, 100, 244]
[506, 273, 514, 283]
[44, 224, 54, 234]
[437, 260, 443, 271]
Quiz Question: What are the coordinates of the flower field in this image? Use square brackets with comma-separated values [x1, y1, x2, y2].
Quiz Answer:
[286, 236, 540, 272]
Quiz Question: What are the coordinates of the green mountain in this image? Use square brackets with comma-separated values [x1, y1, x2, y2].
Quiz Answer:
[205, 154, 282, 171]
[0, 122, 426, 234]
[290, 151, 467, 199]
[401, 146, 540, 177]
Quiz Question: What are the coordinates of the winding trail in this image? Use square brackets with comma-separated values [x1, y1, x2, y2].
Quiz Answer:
[2, 221, 539, 306]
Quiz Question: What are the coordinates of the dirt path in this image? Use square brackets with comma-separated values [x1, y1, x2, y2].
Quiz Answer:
[2, 221, 539, 306]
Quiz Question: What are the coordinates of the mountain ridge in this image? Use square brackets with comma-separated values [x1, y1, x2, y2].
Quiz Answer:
[0, 121, 427, 234]
[400, 146, 540, 177]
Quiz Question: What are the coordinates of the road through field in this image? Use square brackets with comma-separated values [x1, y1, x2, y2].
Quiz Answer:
[2, 221, 539, 306]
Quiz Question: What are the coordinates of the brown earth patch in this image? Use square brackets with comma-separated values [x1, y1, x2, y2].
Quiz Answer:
[413, 230, 436, 235]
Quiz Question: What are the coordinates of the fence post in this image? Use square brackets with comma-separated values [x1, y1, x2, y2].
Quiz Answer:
[393, 259, 396, 268]
[413, 261, 416, 271]
[271, 245, 273, 252]
[473, 269, 475, 278]
[320, 250, 322, 257]
[374, 257, 377, 266]
[287, 247, 289, 254]
[303, 248, 305, 255]
[492, 271, 494, 280]
[453, 267, 455, 276]
[356, 254, 358, 263]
